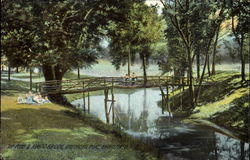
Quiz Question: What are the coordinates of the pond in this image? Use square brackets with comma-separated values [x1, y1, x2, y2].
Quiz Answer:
[72, 88, 249, 160]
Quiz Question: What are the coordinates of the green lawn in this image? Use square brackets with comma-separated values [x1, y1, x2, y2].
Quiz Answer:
[1, 96, 159, 160]
[168, 71, 249, 140]
[1, 79, 159, 160]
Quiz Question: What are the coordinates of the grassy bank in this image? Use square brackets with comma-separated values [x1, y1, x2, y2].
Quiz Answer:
[1, 80, 160, 160]
[167, 71, 249, 140]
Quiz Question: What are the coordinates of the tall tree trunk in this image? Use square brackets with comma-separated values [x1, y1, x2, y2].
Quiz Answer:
[29, 67, 32, 90]
[142, 54, 147, 87]
[195, 51, 208, 104]
[42, 65, 56, 81]
[77, 67, 80, 79]
[240, 141, 245, 160]
[213, 133, 218, 160]
[128, 46, 131, 77]
[207, 54, 211, 76]
[231, 3, 245, 81]
[42, 64, 74, 108]
[196, 48, 200, 80]
[240, 34, 245, 81]
[8, 65, 11, 81]
[16, 67, 19, 73]
[38, 67, 42, 77]
[195, 37, 214, 104]
[187, 48, 195, 107]
[212, 25, 220, 75]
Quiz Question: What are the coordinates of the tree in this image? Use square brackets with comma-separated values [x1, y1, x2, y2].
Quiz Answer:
[2, 0, 154, 105]
[160, 0, 198, 107]
[156, 18, 188, 77]
[160, 0, 228, 106]
[108, 2, 164, 85]
[129, 4, 164, 85]
[1, 0, 122, 105]
[194, 1, 230, 105]
[230, 0, 250, 81]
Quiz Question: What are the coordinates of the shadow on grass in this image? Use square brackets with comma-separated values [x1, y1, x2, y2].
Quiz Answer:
[1, 106, 159, 160]
[63, 110, 160, 156]
[1, 108, 85, 145]
[211, 93, 249, 138]
[169, 74, 247, 113]
[1, 79, 30, 96]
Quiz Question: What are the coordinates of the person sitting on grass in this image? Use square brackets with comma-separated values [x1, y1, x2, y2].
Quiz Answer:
[17, 95, 25, 104]
[33, 93, 50, 104]
[33, 93, 42, 103]
[25, 91, 38, 104]
[41, 95, 50, 103]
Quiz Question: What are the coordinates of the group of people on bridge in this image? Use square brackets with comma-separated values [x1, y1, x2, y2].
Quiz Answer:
[124, 72, 137, 85]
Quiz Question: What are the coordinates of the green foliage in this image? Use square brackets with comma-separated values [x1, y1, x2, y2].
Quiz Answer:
[230, 0, 250, 36]
[158, 0, 228, 76]
[108, 3, 165, 69]
[1, 28, 36, 67]
[2, 0, 129, 77]
[157, 17, 187, 75]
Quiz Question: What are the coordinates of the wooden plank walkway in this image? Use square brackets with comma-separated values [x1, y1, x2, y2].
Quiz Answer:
[35, 76, 211, 95]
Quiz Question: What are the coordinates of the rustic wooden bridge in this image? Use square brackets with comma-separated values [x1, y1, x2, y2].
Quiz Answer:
[34, 76, 209, 124]
[35, 76, 202, 95]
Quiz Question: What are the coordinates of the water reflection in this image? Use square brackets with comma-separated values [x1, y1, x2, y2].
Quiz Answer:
[72, 88, 249, 160]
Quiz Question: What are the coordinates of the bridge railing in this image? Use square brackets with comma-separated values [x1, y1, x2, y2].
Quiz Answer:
[35, 76, 196, 94]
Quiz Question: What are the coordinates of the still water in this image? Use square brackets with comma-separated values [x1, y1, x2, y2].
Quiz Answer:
[72, 88, 249, 160]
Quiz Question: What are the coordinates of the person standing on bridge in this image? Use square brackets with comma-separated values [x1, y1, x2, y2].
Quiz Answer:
[131, 72, 137, 85]
[125, 74, 130, 81]
[131, 72, 137, 81]
[124, 74, 130, 86]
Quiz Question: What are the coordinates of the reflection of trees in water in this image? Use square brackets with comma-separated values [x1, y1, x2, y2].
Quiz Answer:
[215, 133, 249, 160]
[114, 104, 131, 129]
[114, 90, 149, 132]
[112, 90, 249, 160]
[154, 117, 173, 139]
[136, 89, 149, 132]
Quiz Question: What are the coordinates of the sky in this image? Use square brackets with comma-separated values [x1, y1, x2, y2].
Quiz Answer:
[145, 0, 163, 14]
[145, 0, 164, 8]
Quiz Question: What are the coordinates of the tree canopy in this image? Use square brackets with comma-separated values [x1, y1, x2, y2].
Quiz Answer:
[1, 0, 145, 80]
[108, 2, 164, 78]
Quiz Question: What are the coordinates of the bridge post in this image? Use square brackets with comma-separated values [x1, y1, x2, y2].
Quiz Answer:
[182, 78, 185, 91]
[159, 86, 165, 114]
[166, 83, 170, 114]
[82, 92, 86, 112]
[180, 79, 183, 110]
[82, 82, 85, 112]
[172, 85, 175, 108]
[104, 78, 106, 86]
[88, 91, 90, 114]
[161, 93, 164, 114]
[111, 78, 115, 124]
[104, 89, 110, 124]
